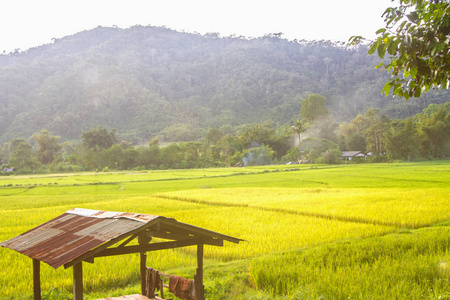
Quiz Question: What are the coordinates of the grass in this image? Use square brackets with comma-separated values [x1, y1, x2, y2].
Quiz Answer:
[0, 161, 448, 299]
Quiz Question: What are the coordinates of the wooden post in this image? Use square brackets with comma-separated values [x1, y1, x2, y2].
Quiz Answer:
[33, 259, 41, 300]
[140, 252, 147, 295]
[73, 262, 83, 300]
[195, 244, 204, 300]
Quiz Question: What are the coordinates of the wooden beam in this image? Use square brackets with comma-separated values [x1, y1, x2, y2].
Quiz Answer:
[84, 257, 94, 264]
[195, 244, 204, 300]
[73, 262, 83, 300]
[140, 252, 147, 295]
[33, 259, 41, 300]
[152, 231, 194, 241]
[118, 232, 139, 248]
[161, 219, 243, 244]
[93, 238, 222, 258]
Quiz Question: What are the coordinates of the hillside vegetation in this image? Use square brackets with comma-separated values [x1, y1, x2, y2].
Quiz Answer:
[1, 26, 449, 145]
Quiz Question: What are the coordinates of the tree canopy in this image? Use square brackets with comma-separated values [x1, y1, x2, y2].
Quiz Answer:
[33, 129, 62, 164]
[351, 0, 450, 99]
[81, 126, 117, 151]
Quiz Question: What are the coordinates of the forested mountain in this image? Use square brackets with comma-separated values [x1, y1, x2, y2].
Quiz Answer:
[0, 25, 448, 145]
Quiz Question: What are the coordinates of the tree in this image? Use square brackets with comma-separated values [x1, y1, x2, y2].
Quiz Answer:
[300, 137, 340, 158]
[33, 129, 62, 164]
[351, 0, 450, 99]
[72, 144, 101, 171]
[205, 128, 224, 145]
[318, 148, 342, 164]
[363, 109, 391, 154]
[136, 146, 160, 169]
[237, 123, 276, 148]
[9, 140, 40, 172]
[287, 119, 309, 161]
[242, 144, 275, 166]
[81, 126, 117, 151]
[148, 137, 160, 148]
[282, 147, 301, 163]
[395, 118, 424, 161]
[100, 144, 124, 170]
[417, 103, 450, 158]
[339, 108, 391, 154]
[0, 142, 12, 164]
[181, 142, 203, 168]
[160, 143, 184, 169]
[1, 139, 27, 164]
[216, 134, 242, 165]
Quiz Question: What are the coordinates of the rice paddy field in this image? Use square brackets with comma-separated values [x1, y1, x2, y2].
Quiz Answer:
[0, 161, 449, 299]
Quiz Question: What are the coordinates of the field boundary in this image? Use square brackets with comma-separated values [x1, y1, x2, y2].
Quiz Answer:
[153, 194, 403, 228]
[0, 166, 337, 189]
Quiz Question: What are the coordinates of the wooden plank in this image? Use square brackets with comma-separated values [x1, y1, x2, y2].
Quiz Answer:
[33, 259, 41, 300]
[140, 252, 147, 295]
[93, 238, 222, 258]
[73, 262, 83, 300]
[195, 244, 204, 300]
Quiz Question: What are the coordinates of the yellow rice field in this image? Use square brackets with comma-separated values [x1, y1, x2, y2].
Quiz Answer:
[0, 161, 448, 299]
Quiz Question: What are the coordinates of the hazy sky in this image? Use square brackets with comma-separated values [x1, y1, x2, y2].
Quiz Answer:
[1, 0, 394, 53]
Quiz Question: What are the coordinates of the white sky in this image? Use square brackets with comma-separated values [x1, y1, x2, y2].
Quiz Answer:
[0, 0, 394, 53]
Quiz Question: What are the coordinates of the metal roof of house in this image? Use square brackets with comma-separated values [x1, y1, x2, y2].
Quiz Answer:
[0, 208, 242, 269]
[341, 151, 365, 157]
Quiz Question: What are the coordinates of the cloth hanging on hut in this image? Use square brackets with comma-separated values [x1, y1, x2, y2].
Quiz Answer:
[169, 275, 195, 300]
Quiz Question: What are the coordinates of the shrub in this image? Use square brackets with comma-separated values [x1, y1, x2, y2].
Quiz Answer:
[318, 148, 342, 164]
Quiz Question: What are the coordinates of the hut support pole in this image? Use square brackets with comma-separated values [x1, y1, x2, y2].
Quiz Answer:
[195, 244, 204, 300]
[73, 262, 83, 300]
[140, 252, 147, 295]
[33, 259, 41, 300]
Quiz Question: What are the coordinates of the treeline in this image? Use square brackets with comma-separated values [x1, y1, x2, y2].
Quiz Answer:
[1, 97, 448, 174]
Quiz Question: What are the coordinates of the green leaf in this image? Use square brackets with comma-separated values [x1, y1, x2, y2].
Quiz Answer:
[398, 20, 408, 32]
[387, 39, 399, 55]
[368, 42, 378, 55]
[382, 83, 391, 96]
[414, 87, 421, 97]
[377, 43, 387, 58]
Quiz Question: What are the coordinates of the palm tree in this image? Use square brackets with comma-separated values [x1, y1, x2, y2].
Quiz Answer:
[288, 119, 309, 161]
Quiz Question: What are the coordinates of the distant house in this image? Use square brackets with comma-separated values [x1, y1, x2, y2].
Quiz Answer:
[2, 168, 14, 173]
[341, 151, 367, 162]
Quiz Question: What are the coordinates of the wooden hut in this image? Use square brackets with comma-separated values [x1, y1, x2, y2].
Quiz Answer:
[0, 208, 243, 300]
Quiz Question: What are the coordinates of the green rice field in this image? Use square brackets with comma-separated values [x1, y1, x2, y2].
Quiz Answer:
[0, 161, 449, 299]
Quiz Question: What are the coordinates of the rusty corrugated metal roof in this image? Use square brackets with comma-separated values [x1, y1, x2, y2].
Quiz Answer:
[0, 208, 162, 269]
[0, 208, 243, 269]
